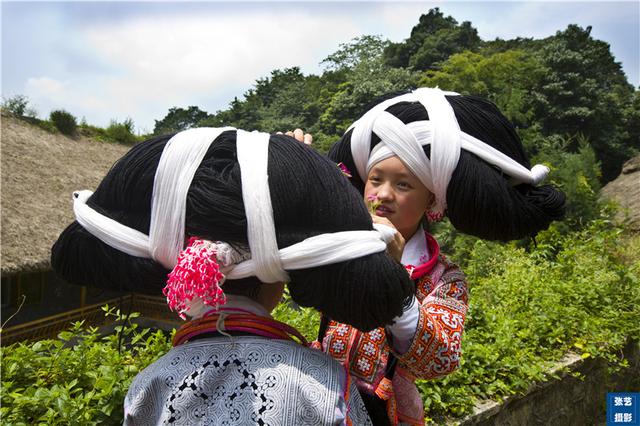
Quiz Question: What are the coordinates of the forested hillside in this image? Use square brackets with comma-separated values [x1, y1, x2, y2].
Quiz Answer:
[153, 8, 638, 182]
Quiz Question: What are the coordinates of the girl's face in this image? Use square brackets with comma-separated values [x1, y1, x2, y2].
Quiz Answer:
[364, 156, 433, 240]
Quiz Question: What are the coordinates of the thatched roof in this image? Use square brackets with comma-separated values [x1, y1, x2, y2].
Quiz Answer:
[600, 155, 640, 231]
[1, 113, 131, 275]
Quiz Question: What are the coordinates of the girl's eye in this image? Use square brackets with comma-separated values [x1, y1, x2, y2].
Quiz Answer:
[397, 181, 412, 189]
[369, 176, 381, 183]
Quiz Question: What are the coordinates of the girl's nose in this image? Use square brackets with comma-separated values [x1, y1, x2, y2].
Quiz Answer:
[376, 182, 393, 201]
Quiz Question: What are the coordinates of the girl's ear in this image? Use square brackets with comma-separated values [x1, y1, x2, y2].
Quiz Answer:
[425, 191, 436, 211]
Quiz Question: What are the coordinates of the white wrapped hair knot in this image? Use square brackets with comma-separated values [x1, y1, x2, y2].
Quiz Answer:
[530, 164, 550, 186]
[71, 127, 398, 319]
[353, 87, 552, 216]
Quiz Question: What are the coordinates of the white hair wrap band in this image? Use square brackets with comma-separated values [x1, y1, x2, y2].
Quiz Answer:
[235, 130, 289, 283]
[413, 88, 461, 214]
[73, 127, 234, 268]
[371, 112, 433, 192]
[72, 128, 396, 282]
[351, 87, 550, 215]
[149, 127, 234, 269]
[226, 223, 396, 279]
[73, 189, 150, 258]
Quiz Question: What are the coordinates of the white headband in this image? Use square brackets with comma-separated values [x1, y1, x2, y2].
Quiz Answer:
[349, 87, 549, 215]
[73, 127, 395, 281]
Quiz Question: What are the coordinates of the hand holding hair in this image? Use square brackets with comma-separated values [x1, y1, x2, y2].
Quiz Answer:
[371, 214, 405, 262]
[282, 128, 313, 145]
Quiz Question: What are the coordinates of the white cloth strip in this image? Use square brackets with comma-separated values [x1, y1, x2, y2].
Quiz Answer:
[74, 190, 397, 280]
[235, 130, 289, 283]
[367, 144, 397, 175]
[402, 121, 549, 185]
[412, 88, 461, 214]
[349, 92, 416, 181]
[371, 111, 434, 193]
[73, 190, 151, 258]
[460, 132, 549, 185]
[149, 127, 234, 269]
[225, 223, 396, 279]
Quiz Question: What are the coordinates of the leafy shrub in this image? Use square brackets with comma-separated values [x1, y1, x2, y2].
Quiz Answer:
[420, 215, 640, 422]
[2, 95, 30, 116]
[105, 118, 138, 145]
[49, 110, 78, 136]
[2, 213, 637, 424]
[531, 134, 603, 230]
[34, 120, 58, 134]
[1, 307, 172, 425]
[272, 290, 320, 341]
[78, 123, 108, 140]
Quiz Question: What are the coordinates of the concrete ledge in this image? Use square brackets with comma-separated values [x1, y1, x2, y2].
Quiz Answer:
[449, 340, 639, 426]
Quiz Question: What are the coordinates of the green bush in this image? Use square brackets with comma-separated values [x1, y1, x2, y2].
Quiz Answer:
[78, 123, 108, 140]
[1, 307, 172, 425]
[2, 212, 637, 424]
[104, 118, 138, 145]
[49, 110, 78, 136]
[33, 120, 58, 134]
[420, 215, 640, 422]
[272, 290, 321, 341]
[2, 95, 30, 116]
[531, 134, 603, 230]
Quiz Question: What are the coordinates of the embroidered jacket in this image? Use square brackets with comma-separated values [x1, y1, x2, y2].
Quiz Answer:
[125, 297, 372, 426]
[319, 234, 468, 425]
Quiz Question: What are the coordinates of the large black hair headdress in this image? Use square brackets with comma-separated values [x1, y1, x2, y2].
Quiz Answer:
[329, 87, 566, 241]
[53, 128, 414, 330]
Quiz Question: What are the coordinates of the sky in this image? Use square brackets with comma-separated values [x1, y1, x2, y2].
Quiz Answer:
[2, 1, 638, 134]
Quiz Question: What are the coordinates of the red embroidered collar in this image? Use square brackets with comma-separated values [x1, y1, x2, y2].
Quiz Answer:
[406, 232, 440, 280]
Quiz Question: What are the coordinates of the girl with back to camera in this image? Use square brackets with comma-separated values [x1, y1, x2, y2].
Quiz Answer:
[51, 127, 416, 425]
[308, 87, 565, 425]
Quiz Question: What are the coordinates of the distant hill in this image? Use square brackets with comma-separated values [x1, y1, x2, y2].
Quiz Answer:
[1, 113, 131, 275]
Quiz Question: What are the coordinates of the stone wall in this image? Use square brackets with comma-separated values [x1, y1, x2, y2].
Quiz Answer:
[452, 341, 639, 426]
[600, 156, 640, 231]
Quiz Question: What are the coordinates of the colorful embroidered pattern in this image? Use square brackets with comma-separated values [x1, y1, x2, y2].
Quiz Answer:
[326, 323, 353, 362]
[375, 377, 394, 401]
[321, 254, 468, 424]
[350, 327, 386, 382]
[397, 269, 467, 379]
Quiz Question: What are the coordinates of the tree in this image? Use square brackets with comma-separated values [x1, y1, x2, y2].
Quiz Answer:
[202, 67, 319, 132]
[202, 95, 263, 131]
[421, 50, 545, 126]
[317, 36, 420, 137]
[321, 35, 390, 72]
[253, 67, 307, 108]
[1, 95, 37, 118]
[383, 8, 481, 71]
[531, 25, 636, 181]
[153, 106, 210, 135]
[621, 90, 640, 154]
[409, 21, 481, 70]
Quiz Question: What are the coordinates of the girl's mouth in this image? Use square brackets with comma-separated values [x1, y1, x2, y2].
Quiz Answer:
[375, 205, 394, 216]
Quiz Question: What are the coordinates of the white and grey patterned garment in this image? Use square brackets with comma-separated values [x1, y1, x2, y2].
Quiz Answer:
[124, 336, 372, 425]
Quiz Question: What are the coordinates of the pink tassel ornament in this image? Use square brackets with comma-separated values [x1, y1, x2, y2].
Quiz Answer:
[163, 237, 226, 319]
